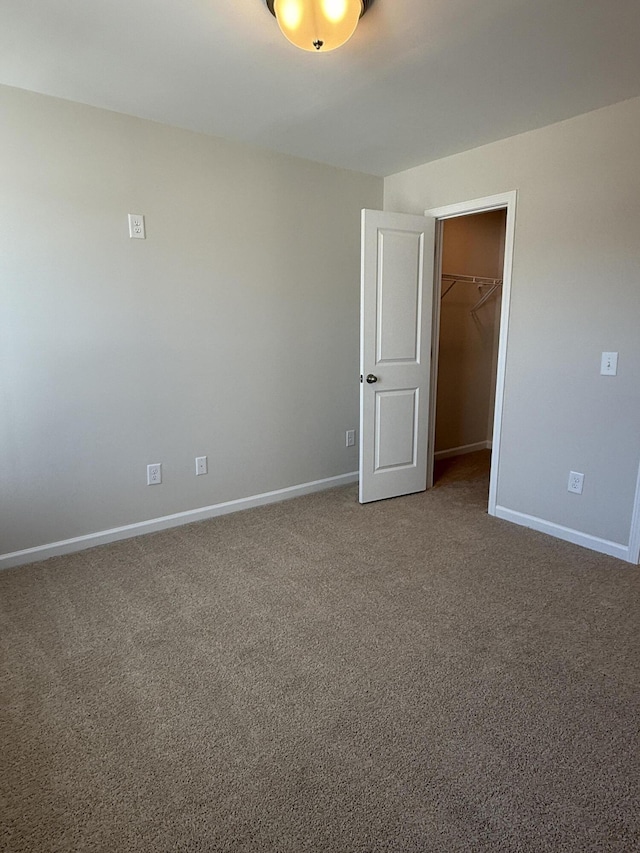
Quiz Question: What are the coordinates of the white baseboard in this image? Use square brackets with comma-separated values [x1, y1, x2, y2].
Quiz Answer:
[494, 505, 632, 563]
[435, 441, 492, 461]
[0, 471, 359, 571]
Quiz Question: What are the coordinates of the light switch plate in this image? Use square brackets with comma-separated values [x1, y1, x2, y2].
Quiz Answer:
[600, 352, 618, 375]
[128, 213, 145, 239]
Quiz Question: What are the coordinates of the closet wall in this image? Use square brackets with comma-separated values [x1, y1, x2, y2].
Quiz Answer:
[435, 210, 506, 455]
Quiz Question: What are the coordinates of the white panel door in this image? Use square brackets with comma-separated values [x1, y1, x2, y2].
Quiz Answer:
[359, 209, 435, 504]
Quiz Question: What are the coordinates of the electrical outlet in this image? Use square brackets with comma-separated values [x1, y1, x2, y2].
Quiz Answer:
[195, 456, 208, 476]
[147, 463, 162, 485]
[568, 471, 584, 494]
[346, 429, 356, 447]
[128, 213, 146, 239]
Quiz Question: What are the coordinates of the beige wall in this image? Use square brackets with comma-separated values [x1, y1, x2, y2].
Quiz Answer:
[0, 85, 382, 557]
[385, 96, 640, 547]
[435, 211, 505, 453]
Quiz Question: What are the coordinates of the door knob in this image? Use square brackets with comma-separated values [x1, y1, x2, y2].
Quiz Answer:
[366, 374, 378, 384]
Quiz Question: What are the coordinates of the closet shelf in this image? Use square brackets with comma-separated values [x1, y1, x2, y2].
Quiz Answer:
[441, 273, 502, 313]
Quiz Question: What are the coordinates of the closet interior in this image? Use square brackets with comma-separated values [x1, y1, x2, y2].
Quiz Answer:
[433, 209, 507, 487]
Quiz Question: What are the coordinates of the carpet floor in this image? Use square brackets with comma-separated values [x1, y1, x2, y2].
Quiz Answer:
[1, 463, 639, 852]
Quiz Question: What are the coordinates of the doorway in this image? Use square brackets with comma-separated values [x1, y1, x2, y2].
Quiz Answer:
[425, 192, 517, 516]
[432, 210, 506, 492]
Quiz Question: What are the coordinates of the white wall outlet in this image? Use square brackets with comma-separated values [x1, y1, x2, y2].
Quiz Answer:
[346, 429, 356, 447]
[195, 455, 208, 476]
[600, 352, 618, 375]
[568, 471, 584, 494]
[147, 463, 162, 485]
[128, 213, 146, 239]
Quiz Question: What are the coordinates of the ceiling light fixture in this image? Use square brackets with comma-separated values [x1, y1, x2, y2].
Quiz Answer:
[266, 0, 373, 53]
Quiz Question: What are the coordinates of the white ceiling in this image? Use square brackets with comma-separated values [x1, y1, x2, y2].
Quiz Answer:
[2, 0, 640, 176]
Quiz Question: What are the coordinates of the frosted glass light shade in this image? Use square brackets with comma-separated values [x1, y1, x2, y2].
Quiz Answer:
[273, 0, 364, 52]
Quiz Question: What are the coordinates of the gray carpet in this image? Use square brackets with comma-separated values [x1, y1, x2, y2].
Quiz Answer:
[1, 459, 639, 852]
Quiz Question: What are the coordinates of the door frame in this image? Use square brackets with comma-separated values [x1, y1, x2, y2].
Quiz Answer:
[629, 462, 640, 564]
[424, 191, 517, 517]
